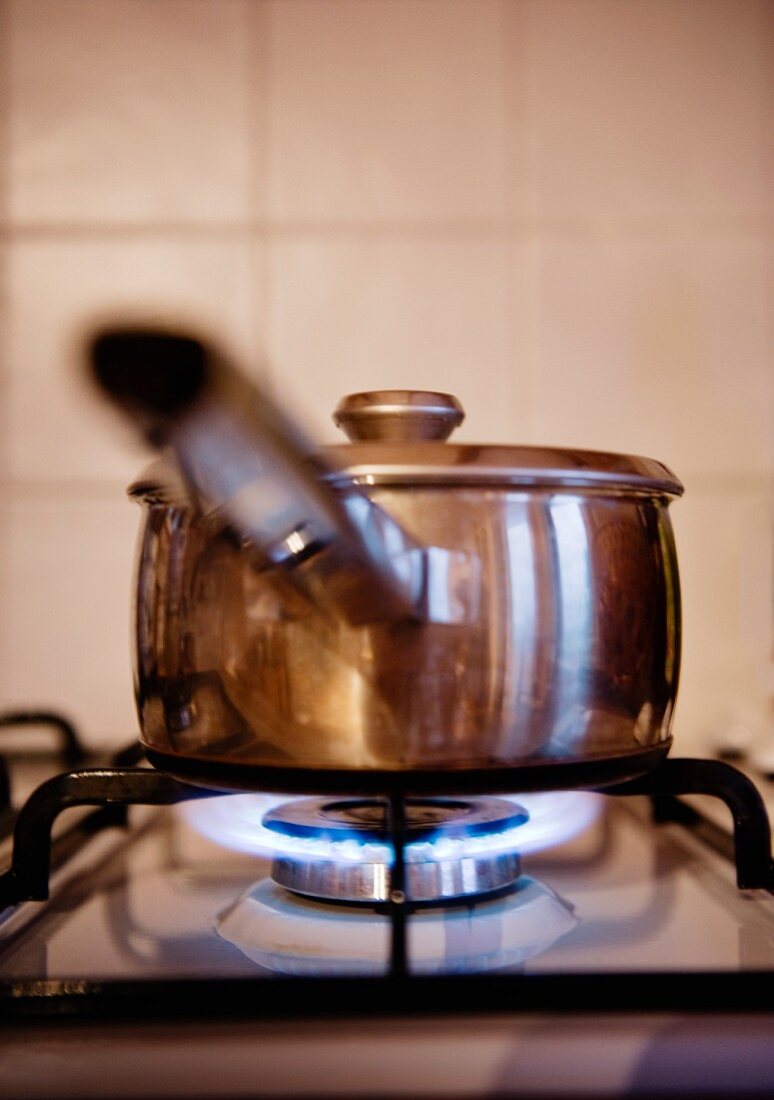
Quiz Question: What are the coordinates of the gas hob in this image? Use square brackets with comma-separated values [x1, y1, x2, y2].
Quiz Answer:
[1, 714, 774, 1098]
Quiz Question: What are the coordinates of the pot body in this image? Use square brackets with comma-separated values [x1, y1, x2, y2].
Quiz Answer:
[132, 479, 681, 791]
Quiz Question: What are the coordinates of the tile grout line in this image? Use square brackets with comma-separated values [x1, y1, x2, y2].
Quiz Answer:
[500, 0, 531, 444]
[244, 0, 273, 379]
[0, 0, 12, 643]
[517, 0, 541, 445]
[259, 0, 280, 395]
[4, 217, 773, 241]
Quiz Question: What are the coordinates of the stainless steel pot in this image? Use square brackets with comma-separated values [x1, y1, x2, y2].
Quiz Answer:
[91, 327, 682, 794]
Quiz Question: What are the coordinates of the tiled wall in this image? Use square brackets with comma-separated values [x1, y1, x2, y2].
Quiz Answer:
[0, 0, 771, 755]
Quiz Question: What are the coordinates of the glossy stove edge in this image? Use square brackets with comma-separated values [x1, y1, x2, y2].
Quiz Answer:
[2, 969, 774, 1022]
[1, 1012, 773, 1099]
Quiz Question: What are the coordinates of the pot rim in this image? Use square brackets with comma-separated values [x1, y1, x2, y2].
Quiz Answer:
[320, 442, 682, 495]
[128, 443, 683, 504]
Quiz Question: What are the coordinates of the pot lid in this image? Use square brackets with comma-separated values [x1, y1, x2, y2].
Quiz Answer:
[128, 390, 683, 501]
[323, 390, 683, 496]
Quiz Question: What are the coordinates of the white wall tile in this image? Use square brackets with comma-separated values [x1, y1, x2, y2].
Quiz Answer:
[7, 237, 264, 483]
[531, 237, 772, 478]
[501, 0, 530, 221]
[267, 0, 508, 223]
[0, 495, 140, 749]
[268, 236, 527, 445]
[9, 0, 256, 225]
[524, 0, 767, 221]
[670, 485, 774, 755]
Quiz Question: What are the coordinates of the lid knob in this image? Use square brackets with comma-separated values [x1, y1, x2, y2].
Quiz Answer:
[333, 390, 465, 443]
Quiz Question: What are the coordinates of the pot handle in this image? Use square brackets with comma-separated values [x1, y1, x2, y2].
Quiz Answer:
[88, 325, 478, 626]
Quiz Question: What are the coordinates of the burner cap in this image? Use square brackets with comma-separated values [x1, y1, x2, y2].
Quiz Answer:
[262, 795, 527, 844]
[262, 796, 529, 905]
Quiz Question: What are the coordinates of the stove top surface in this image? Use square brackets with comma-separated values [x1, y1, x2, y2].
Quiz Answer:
[2, 734, 774, 1099]
[2, 781, 773, 986]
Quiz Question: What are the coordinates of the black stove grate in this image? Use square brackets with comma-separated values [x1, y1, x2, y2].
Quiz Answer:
[0, 751, 772, 935]
[1, 720, 773, 1017]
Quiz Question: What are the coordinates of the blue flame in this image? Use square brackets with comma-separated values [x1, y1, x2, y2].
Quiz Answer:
[181, 789, 602, 862]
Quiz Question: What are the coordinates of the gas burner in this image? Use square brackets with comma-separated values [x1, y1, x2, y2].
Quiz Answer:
[261, 795, 529, 904]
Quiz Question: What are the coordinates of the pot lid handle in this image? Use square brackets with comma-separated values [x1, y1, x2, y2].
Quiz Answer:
[333, 390, 464, 442]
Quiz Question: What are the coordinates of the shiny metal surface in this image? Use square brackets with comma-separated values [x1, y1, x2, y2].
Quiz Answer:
[333, 390, 465, 442]
[261, 795, 527, 902]
[321, 443, 682, 494]
[95, 329, 682, 784]
[270, 850, 522, 903]
[133, 442, 683, 500]
[132, 480, 681, 779]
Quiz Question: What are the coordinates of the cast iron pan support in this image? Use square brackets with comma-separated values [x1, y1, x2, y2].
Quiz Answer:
[603, 757, 774, 891]
[0, 709, 88, 768]
[385, 791, 409, 977]
[0, 755, 772, 937]
[0, 710, 89, 834]
[0, 768, 219, 905]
